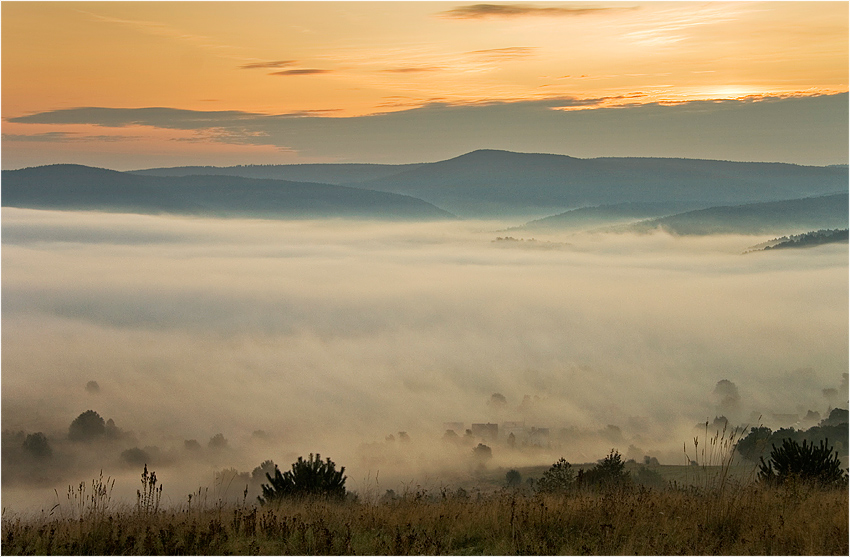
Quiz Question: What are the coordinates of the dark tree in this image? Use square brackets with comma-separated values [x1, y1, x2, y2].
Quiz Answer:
[252, 460, 277, 484]
[472, 443, 492, 465]
[579, 449, 631, 488]
[259, 453, 346, 503]
[22, 432, 52, 459]
[758, 438, 846, 487]
[208, 433, 228, 450]
[505, 469, 522, 487]
[713, 379, 740, 417]
[736, 426, 773, 462]
[821, 408, 849, 427]
[184, 439, 202, 451]
[536, 457, 574, 494]
[121, 447, 150, 467]
[68, 410, 106, 441]
[489, 393, 507, 409]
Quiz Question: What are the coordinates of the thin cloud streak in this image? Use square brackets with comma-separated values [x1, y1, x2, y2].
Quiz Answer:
[271, 69, 332, 76]
[240, 60, 297, 70]
[440, 3, 622, 19]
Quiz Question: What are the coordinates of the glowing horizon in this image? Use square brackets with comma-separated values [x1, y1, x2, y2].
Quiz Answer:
[2, 2, 847, 168]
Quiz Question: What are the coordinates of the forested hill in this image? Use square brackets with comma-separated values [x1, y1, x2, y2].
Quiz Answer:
[1, 164, 456, 220]
[624, 193, 849, 236]
[132, 162, 425, 185]
[746, 229, 849, 252]
[131, 150, 848, 218]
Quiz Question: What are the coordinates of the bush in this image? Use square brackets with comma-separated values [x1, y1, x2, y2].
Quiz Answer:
[472, 443, 492, 465]
[537, 457, 575, 494]
[259, 453, 346, 503]
[633, 465, 664, 488]
[22, 432, 52, 459]
[121, 447, 150, 467]
[736, 426, 773, 462]
[579, 449, 631, 488]
[68, 410, 105, 442]
[758, 438, 847, 487]
[505, 469, 522, 487]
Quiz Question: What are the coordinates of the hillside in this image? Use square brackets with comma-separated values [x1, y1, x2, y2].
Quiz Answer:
[130, 150, 848, 219]
[624, 193, 849, 235]
[131, 162, 424, 185]
[515, 201, 702, 232]
[1, 164, 455, 220]
[353, 150, 848, 217]
[745, 229, 849, 252]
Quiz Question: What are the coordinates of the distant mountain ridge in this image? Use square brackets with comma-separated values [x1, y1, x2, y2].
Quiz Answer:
[130, 149, 849, 218]
[132, 162, 425, 184]
[1, 164, 456, 220]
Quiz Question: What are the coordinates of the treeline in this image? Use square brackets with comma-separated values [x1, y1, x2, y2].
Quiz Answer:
[736, 408, 848, 462]
[763, 228, 849, 250]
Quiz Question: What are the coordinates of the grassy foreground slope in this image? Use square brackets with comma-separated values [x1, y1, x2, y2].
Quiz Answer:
[2, 484, 846, 555]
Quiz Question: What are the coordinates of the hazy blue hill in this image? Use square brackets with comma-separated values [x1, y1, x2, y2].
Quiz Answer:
[128, 150, 848, 218]
[625, 193, 849, 235]
[515, 201, 704, 232]
[131, 162, 423, 185]
[352, 150, 848, 217]
[1, 164, 456, 220]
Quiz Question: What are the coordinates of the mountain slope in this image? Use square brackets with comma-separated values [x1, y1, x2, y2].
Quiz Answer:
[1, 164, 456, 220]
[352, 150, 848, 217]
[131, 162, 423, 185]
[128, 150, 848, 218]
[515, 201, 704, 232]
[624, 193, 849, 235]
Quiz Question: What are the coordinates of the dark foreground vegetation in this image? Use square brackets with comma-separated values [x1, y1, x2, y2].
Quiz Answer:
[3, 438, 847, 555]
[3, 483, 847, 555]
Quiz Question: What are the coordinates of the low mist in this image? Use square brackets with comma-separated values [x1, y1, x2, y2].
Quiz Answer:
[3, 208, 847, 511]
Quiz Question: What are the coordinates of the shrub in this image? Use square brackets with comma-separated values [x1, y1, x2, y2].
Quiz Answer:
[736, 426, 773, 461]
[22, 432, 52, 459]
[472, 443, 492, 465]
[758, 438, 847, 487]
[579, 449, 631, 488]
[121, 447, 150, 467]
[505, 469, 522, 487]
[208, 433, 228, 450]
[536, 457, 575, 494]
[633, 465, 664, 488]
[259, 453, 346, 503]
[68, 410, 105, 441]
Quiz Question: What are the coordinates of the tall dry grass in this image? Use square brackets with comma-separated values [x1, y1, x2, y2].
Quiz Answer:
[3, 481, 847, 555]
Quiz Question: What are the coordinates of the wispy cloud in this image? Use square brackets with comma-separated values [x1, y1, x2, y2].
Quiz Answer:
[240, 60, 297, 70]
[5, 94, 846, 166]
[383, 66, 443, 74]
[469, 47, 536, 61]
[1, 132, 140, 143]
[441, 3, 619, 19]
[271, 69, 332, 76]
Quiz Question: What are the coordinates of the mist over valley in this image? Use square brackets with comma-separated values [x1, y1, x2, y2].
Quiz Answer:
[3, 172, 847, 511]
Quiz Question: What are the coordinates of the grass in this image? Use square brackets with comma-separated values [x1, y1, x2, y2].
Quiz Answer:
[4, 425, 847, 555]
[2, 481, 847, 555]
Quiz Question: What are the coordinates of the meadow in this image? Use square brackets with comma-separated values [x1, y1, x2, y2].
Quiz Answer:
[2, 474, 847, 555]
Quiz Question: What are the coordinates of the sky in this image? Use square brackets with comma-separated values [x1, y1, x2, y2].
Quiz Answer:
[2, 1, 848, 168]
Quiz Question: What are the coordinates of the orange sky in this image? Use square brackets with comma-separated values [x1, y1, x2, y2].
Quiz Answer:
[2, 2, 848, 168]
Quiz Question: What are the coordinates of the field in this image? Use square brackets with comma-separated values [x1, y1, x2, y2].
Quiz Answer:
[3, 462, 848, 555]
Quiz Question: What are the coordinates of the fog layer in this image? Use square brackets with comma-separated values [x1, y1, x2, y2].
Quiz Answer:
[3, 209, 847, 510]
